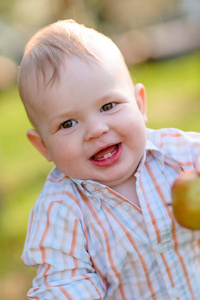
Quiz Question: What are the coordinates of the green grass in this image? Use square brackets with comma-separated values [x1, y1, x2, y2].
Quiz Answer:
[0, 88, 53, 299]
[0, 51, 199, 299]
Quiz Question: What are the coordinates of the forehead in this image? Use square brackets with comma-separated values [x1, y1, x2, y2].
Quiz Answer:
[47, 61, 134, 119]
[51, 52, 130, 97]
[26, 41, 131, 117]
[38, 42, 127, 89]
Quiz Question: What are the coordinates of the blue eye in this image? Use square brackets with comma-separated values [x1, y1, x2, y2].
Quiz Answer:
[61, 120, 77, 129]
[101, 102, 116, 112]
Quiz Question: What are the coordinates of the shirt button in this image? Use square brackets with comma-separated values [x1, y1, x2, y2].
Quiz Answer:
[92, 197, 98, 204]
[121, 202, 131, 211]
[96, 203, 101, 211]
[86, 184, 95, 192]
[109, 200, 116, 207]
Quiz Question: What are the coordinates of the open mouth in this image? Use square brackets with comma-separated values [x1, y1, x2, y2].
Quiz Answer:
[92, 144, 118, 161]
[90, 144, 122, 167]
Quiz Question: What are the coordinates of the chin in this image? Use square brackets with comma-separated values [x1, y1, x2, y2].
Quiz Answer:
[97, 171, 133, 187]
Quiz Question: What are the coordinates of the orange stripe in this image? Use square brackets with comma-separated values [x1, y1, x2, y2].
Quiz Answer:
[65, 191, 89, 251]
[66, 191, 99, 279]
[69, 219, 79, 277]
[80, 191, 121, 281]
[71, 257, 78, 277]
[160, 254, 174, 287]
[69, 219, 79, 256]
[91, 263, 109, 289]
[106, 187, 142, 214]
[179, 161, 193, 167]
[161, 133, 183, 138]
[139, 180, 161, 242]
[82, 274, 102, 298]
[145, 159, 184, 223]
[43, 265, 51, 285]
[27, 288, 39, 299]
[27, 296, 39, 300]
[65, 191, 78, 202]
[27, 209, 34, 243]
[145, 164, 176, 286]
[39, 202, 54, 264]
[144, 165, 167, 241]
[102, 202, 156, 299]
[47, 175, 69, 183]
[65, 191, 109, 286]
[146, 163, 195, 299]
[172, 228, 195, 300]
[161, 132, 199, 140]
[39, 200, 62, 282]
[164, 161, 183, 173]
[59, 286, 73, 300]
[119, 283, 126, 300]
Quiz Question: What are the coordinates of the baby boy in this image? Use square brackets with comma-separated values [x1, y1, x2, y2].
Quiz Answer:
[18, 20, 200, 299]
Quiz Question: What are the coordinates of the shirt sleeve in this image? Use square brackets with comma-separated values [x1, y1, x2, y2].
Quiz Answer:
[157, 128, 200, 170]
[21, 197, 106, 299]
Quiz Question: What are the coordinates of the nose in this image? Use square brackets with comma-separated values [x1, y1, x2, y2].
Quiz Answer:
[84, 117, 109, 141]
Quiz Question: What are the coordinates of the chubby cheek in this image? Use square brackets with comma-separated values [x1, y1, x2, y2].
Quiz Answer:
[124, 117, 147, 152]
[122, 110, 146, 136]
[54, 154, 79, 176]
[48, 142, 77, 170]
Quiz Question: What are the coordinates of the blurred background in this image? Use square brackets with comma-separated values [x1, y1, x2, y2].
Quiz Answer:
[0, 0, 200, 299]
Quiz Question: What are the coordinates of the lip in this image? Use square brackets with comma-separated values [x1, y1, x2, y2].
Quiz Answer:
[90, 143, 122, 167]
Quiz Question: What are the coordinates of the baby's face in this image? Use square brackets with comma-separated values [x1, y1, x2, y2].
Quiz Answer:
[33, 52, 147, 189]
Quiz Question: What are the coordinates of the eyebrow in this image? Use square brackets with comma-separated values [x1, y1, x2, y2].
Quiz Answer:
[48, 110, 75, 125]
[97, 92, 126, 104]
[48, 91, 125, 125]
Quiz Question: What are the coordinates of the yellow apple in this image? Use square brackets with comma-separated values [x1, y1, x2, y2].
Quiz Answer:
[171, 170, 200, 230]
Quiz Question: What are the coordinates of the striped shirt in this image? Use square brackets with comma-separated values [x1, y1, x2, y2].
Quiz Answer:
[22, 128, 200, 300]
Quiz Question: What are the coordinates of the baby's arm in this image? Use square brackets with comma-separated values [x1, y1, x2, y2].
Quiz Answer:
[22, 198, 106, 299]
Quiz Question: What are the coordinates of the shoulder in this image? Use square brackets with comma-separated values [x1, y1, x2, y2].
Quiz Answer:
[31, 168, 84, 225]
[22, 168, 89, 266]
[147, 128, 200, 169]
[35, 167, 71, 206]
[148, 127, 200, 148]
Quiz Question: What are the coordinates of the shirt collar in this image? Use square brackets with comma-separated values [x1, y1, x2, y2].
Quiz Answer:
[137, 139, 165, 173]
[70, 177, 106, 192]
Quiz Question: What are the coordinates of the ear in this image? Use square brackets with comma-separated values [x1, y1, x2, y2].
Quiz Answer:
[26, 129, 52, 161]
[135, 83, 147, 123]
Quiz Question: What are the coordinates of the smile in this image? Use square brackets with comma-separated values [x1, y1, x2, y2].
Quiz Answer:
[90, 144, 122, 167]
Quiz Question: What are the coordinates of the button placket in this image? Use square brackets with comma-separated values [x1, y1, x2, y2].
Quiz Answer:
[92, 197, 98, 204]
[89, 196, 101, 211]
[85, 183, 96, 193]
[109, 200, 117, 207]
[95, 202, 101, 211]
[121, 202, 131, 211]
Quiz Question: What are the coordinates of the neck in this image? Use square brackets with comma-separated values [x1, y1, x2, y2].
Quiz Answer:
[112, 175, 140, 207]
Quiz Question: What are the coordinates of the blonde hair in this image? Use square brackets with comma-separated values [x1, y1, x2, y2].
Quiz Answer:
[18, 19, 123, 126]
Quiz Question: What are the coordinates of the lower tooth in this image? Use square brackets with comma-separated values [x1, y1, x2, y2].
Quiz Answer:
[104, 153, 112, 159]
